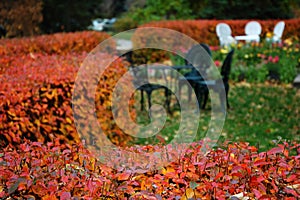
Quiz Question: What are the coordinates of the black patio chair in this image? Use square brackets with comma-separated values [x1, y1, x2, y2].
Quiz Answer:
[197, 48, 235, 109]
[178, 43, 212, 107]
[124, 51, 171, 113]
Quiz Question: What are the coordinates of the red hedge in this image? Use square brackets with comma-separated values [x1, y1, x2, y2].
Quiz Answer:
[139, 19, 300, 46]
[0, 31, 135, 147]
[0, 31, 112, 56]
[0, 140, 299, 199]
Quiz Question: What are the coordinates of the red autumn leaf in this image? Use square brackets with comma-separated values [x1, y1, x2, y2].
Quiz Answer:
[284, 149, 289, 157]
[284, 187, 299, 197]
[250, 176, 259, 187]
[270, 180, 279, 192]
[286, 174, 298, 182]
[258, 183, 267, 193]
[31, 183, 48, 197]
[253, 188, 262, 199]
[214, 172, 224, 181]
[117, 172, 131, 181]
[256, 175, 266, 183]
[284, 197, 297, 200]
[254, 159, 270, 167]
[61, 175, 69, 184]
[60, 191, 71, 200]
[278, 161, 290, 169]
[231, 172, 244, 178]
[267, 147, 283, 155]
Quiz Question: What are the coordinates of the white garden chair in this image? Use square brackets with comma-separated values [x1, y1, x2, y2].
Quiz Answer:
[272, 21, 285, 43]
[235, 21, 262, 43]
[216, 23, 236, 47]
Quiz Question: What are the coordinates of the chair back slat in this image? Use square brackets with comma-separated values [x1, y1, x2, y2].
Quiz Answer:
[221, 49, 235, 82]
[245, 21, 262, 35]
[273, 21, 285, 38]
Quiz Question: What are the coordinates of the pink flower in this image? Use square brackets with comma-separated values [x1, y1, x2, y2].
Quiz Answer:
[272, 55, 279, 63]
[214, 60, 221, 67]
[210, 46, 220, 51]
[268, 55, 273, 62]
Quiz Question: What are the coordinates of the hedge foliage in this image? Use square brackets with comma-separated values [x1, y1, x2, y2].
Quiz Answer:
[0, 140, 299, 199]
[0, 31, 135, 147]
[0, 31, 111, 56]
[139, 19, 300, 46]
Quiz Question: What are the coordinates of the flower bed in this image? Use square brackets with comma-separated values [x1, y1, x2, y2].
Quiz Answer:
[0, 140, 299, 199]
[212, 41, 300, 83]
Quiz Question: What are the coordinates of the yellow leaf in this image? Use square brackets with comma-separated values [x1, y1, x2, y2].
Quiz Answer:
[161, 167, 175, 175]
[181, 188, 195, 200]
[186, 188, 195, 199]
[35, 119, 40, 126]
[88, 157, 95, 171]
[7, 111, 16, 117]
[66, 117, 72, 124]
[40, 87, 48, 92]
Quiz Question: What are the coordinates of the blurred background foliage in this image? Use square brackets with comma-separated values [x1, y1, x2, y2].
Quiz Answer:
[0, 0, 300, 37]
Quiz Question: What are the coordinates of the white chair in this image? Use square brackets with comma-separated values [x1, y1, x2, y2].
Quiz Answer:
[235, 21, 262, 43]
[216, 23, 236, 47]
[272, 21, 285, 43]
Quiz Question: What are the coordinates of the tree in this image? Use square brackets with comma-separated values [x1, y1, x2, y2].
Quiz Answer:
[196, 0, 293, 19]
[0, 0, 43, 37]
[41, 0, 103, 33]
[114, 0, 193, 31]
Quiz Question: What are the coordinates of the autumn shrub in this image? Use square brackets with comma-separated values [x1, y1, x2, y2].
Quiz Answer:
[0, 50, 135, 147]
[0, 139, 299, 199]
[0, 31, 111, 56]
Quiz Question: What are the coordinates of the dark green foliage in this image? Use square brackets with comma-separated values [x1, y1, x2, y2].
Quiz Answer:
[41, 0, 103, 33]
[40, 0, 298, 34]
[195, 0, 293, 19]
[114, 0, 193, 31]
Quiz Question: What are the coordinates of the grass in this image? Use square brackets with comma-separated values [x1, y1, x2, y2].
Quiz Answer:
[131, 83, 300, 152]
[107, 30, 134, 40]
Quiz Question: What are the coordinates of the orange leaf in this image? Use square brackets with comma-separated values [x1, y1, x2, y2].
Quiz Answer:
[161, 167, 175, 175]
[42, 194, 58, 200]
[117, 172, 131, 181]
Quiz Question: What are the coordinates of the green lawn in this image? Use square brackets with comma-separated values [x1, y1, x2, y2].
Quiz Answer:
[132, 83, 300, 151]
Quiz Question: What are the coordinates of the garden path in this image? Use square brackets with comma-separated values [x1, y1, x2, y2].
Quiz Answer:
[116, 39, 132, 52]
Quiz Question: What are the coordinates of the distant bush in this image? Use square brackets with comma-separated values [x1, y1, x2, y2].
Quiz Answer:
[195, 0, 293, 20]
[114, 0, 193, 31]
[0, 0, 43, 38]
